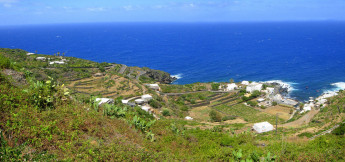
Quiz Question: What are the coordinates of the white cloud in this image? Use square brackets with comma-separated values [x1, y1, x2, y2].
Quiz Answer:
[87, 7, 106, 12]
[0, 0, 18, 8]
[123, 5, 134, 11]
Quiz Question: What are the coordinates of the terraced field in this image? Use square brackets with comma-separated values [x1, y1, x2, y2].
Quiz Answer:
[68, 74, 145, 98]
[215, 104, 284, 124]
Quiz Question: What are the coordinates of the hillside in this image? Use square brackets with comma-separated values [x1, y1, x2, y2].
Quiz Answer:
[1, 48, 344, 161]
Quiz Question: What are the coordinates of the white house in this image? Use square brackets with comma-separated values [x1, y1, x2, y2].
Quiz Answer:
[121, 100, 129, 104]
[141, 94, 153, 102]
[185, 116, 193, 120]
[226, 83, 238, 91]
[135, 99, 145, 104]
[241, 81, 250, 85]
[36, 57, 46, 61]
[147, 84, 160, 91]
[49, 61, 65, 65]
[26, 53, 35, 56]
[253, 122, 274, 133]
[95, 98, 114, 106]
[300, 104, 312, 114]
[140, 105, 151, 113]
[246, 83, 263, 93]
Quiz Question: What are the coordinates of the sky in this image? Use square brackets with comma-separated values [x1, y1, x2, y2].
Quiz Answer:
[0, 0, 345, 25]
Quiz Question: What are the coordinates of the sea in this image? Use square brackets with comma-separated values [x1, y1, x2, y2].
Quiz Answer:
[1, 22, 345, 101]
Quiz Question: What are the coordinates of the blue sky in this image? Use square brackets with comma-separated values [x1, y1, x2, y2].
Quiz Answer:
[1, 0, 345, 25]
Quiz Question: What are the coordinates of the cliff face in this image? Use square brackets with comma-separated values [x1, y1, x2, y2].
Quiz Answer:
[144, 69, 177, 84]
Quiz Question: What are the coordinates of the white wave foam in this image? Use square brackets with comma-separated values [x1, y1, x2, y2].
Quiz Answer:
[171, 74, 183, 80]
[261, 80, 297, 92]
[317, 82, 345, 100]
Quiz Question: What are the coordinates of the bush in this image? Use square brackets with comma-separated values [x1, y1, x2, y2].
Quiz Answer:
[222, 116, 236, 121]
[211, 83, 220, 91]
[247, 101, 258, 107]
[0, 54, 11, 69]
[209, 110, 222, 122]
[149, 99, 162, 108]
[272, 101, 278, 106]
[332, 123, 345, 135]
[162, 109, 171, 116]
[242, 96, 250, 102]
[251, 90, 261, 98]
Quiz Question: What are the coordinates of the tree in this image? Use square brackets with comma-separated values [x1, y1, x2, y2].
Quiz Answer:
[209, 110, 222, 122]
[211, 83, 220, 91]
[230, 78, 234, 83]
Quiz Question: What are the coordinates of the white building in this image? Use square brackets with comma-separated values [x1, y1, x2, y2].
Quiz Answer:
[141, 94, 153, 102]
[185, 116, 193, 120]
[140, 105, 151, 113]
[147, 84, 160, 91]
[121, 100, 129, 104]
[241, 81, 250, 85]
[49, 61, 65, 65]
[36, 57, 46, 61]
[253, 122, 274, 133]
[135, 99, 145, 104]
[226, 83, 238, 91]
[95, 98, 114, 106]
[26, 53, 35, 56]
[246, 83, 263, 93]
[257, 98, 265, 102]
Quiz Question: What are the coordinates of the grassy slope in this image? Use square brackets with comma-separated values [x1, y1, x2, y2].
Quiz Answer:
[1, 49, 345, 161]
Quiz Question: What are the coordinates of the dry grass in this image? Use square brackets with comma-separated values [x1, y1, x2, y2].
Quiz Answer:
[262, 105, 292, 120]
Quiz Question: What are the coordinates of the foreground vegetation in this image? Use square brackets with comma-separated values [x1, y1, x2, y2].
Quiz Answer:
[1, 49, 345, 161]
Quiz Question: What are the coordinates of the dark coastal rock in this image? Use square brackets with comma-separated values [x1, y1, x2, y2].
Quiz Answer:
[144, 69, 177, 84]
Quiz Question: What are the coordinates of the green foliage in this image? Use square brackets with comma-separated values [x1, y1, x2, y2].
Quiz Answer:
[247, 101, 258, 107]
[103, 104, 127, 118]
[209, 110, 222, 122]
[211, 83, 220, 91]
[0, 131, 24, 161]
[332, 123, 345, 135]
[298, 132, 314, 138]
[0, 54, 11, 69]
[162, 109, 171, 116]
[149, 99, 162, 108]
[222, 116, 236, 121]
[23, 77, 69, 111]
[272, 101, 278, 106]
[131, 115, 156, 133]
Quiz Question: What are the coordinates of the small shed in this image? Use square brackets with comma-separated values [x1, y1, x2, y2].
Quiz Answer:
[185, 116, 193, 120]
[135, 99, 145, 105]
[141, 94, 153, 102]
[95, 98, 114, 106]
[253, 122, 274, 133]
[140, 106, 151, 113]
[121, 100, 129, 104]
[26, 53, 35, 56]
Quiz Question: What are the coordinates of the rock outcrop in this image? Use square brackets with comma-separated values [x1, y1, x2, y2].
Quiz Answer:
[144, 69, 177, 84]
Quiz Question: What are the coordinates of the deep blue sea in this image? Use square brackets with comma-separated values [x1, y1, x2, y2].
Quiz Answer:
[1, 22, 345, 101]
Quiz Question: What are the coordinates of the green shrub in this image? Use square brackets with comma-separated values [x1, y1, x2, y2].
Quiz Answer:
[211, 83, 220, 91]
[209, 110, 222, 122]
[298, 132, 314, 138]
[272, 101, 278, 106]
[247, 101, 258, 107]
[0, 54, 11, 69]
[332, 123, 345, 135]
[162, 109, 171, 116]
[149, 99, 162, 108]
[222, 116, 236, 121]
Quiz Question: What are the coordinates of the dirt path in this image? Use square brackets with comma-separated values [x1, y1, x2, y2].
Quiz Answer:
[281, 109, 319, 127]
